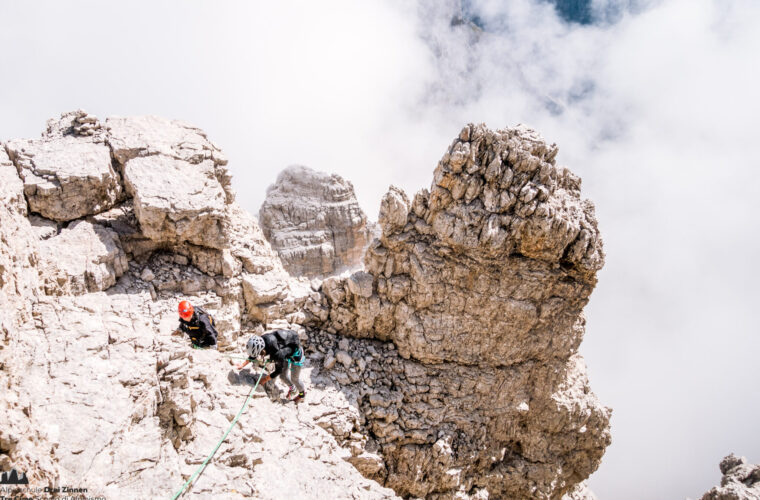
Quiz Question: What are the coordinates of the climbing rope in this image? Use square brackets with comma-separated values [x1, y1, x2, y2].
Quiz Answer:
[222, 354, 250, 361]
[170, 370, 265, 499]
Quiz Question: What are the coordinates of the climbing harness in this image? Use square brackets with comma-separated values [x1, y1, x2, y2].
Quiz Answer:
[287, 348, 305, 368]
[169, 370, 266, 499]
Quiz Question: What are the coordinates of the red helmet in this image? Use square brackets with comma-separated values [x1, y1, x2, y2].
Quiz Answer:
[178, 300, 194, 321]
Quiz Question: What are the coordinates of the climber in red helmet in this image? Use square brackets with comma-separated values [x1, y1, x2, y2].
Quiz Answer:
[174, 300, 218, 349]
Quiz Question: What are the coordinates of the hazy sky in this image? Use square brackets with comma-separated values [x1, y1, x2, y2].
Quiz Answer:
[2, 1, 759, 498]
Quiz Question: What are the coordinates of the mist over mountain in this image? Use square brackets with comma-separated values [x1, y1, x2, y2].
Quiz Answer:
[1, 1, 759, 499]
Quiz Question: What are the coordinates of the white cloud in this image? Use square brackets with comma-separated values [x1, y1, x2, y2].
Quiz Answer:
[420, 1, 760, 497]
[1, 1, 759, 497]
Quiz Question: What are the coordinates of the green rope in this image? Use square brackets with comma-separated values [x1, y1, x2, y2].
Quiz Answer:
[170, 370, 265, 499]
[222, 354, 250, 361]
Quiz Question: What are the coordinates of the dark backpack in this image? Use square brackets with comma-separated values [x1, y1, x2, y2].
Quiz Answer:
[195, 306, 216, 328]
[271, 329, 304, 364]
[272, 328, 299, 347]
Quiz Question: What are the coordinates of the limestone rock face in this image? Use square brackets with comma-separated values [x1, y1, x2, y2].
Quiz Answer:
[309, 124, 610, 498]
[701, 454, 760, 500]
[4, 290, 399, 499]
[105, 115, 233, 201]
[0, 151, 60, 484]
[0, 112, 398, 499]
[259, 165, 373, 278]
[0, 149, 26, 216]
[122, 155, 228, 248]
[562, 482, 597, 500]
[322, 124, 603, 366]
[36, 220, 128, 296]
[1, 115, 611, 500]
[107, 115, 233, 249]
[4, 134, 121, 221]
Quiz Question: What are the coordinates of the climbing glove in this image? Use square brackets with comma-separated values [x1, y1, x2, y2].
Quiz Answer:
[259, 374, 271, 385]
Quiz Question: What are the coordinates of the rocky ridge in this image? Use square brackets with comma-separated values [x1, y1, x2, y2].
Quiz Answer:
[1, 112, 609, 499]
[259, 165, 374, 279]
[701, 454, 760, 500]
[0, 111, 376, 498]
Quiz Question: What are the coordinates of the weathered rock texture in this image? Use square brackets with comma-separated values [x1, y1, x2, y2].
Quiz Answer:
[701, 454, 760, 500]
[306, 124, 610, 498]
[0, 143, 61, 486]
[107, 115, 233, 249]
[4, 110, 121, 222]
[1, 112, 386, 499]
[0, 114, 608, 500]
[259, 165, 373, 278]
[36, 219, 128, 296]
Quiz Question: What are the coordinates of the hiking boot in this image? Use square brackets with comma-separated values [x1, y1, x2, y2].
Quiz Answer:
[293, 392, 305, 404]
[286, 385, 297, 399]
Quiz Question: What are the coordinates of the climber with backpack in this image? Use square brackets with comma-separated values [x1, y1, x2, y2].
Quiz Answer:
[174, 300, 218, 349]
[236, 329, 306, 403]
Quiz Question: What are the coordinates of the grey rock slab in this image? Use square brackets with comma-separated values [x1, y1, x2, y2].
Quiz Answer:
[5, 136, 121, 221]
[36, 220, 128, 295]
[105, 114, 233, 203]
[123, 155, 228, 249]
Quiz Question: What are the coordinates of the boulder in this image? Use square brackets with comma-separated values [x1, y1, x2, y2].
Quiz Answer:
[4, 135, 122, 221]
[37, 220, 128, 295]
[122, 155, 228, 249]
[105, 115, 233, 202]
[242, 273, 288, 306]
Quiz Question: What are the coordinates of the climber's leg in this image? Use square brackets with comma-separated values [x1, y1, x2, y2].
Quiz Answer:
[291, 364, 305, 403]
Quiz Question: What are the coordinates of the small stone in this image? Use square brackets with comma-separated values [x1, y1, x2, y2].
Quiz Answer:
[338, 338, 350, 352]
[336, 350, 352, 368]
[141, 268, 155, 282]
[323, 353, 336, 370]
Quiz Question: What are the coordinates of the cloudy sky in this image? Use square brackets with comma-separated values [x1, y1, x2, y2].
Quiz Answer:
[2, 0, 759, 498]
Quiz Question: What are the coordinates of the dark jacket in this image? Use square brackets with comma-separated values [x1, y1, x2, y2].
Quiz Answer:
[248, 329, 302, 379]
[178, 307, 218, 348]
